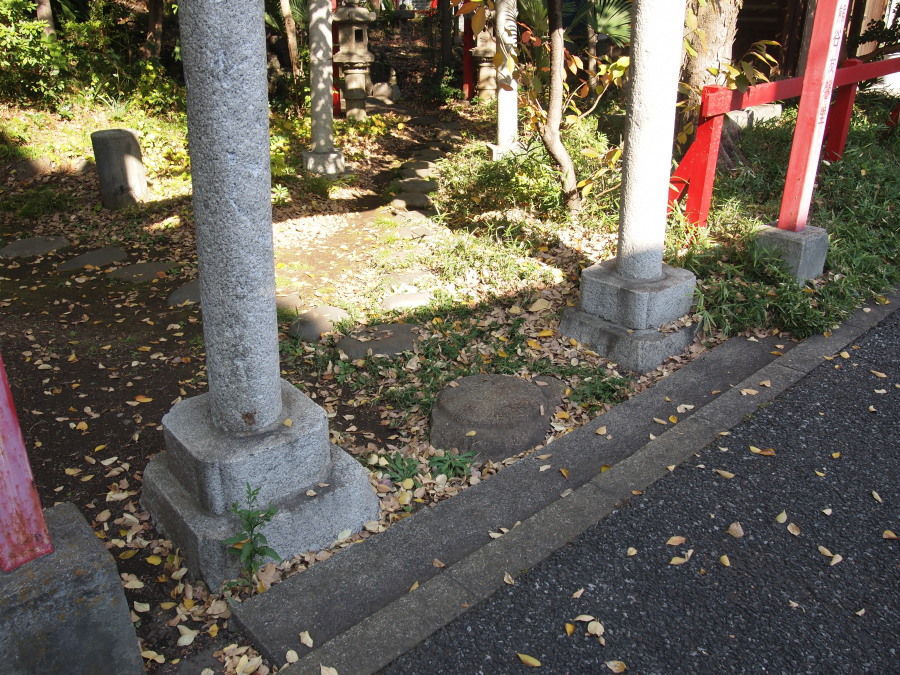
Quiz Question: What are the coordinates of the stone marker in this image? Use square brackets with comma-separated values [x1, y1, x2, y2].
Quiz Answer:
[57, 246, 127, 271]
[167, 278, 201, 306]
[337, 323, 418, 359]
[288, 305, 351, 342]
[559, 0, 696, 374]
[754, 224, 829, 281]
[430, 375, 565, 463]
[0, 503, 144, 674]
[0, 235, 69, 259]
[303, 0, 345, 176]
[107, 260, 175, 283]
[90, 129, 149, 210]
[141, 0, 378, 589]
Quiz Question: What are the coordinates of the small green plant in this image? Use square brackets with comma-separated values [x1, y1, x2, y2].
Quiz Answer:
[386, 453, 420, 484]
[222, 484, 281, 589]
[428, 450, 476, 479]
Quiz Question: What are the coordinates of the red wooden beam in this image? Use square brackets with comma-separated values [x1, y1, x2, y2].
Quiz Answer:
[462, 15, 474, 100]
[823, 58, 862, 161]
[0, 353, 53, 572]
[778, 0, 851, 232]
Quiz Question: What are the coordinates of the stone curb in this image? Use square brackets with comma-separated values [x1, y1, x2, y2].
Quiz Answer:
[269, 292, 899, 675]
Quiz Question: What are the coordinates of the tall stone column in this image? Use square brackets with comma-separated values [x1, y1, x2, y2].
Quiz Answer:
[560, 0, 697, 373]
[142, 0, 378, 589]
[304, 0, 345, 176]
[493, 0, 518, 158]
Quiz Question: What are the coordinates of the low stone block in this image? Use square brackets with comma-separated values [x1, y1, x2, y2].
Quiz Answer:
[391, 192, 433, 210]
[167, 279, 201, 306]
[430, 375, 565, 462]
[0, 236, 69, 259]
[754, 223, 829, 281]
[159, 380, 332, 514]
[748, 103, 783, 126]
[142, 444, 379, 590]
[0, 503, 144, 674]
[394, 178, 438, 193]
[578, 260, 696, 330]
[559, 308, 699, 374]
[302, 150, 345, 177]
[275, 293, 303, 313]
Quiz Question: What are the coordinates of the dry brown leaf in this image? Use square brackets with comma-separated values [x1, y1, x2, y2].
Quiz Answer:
[872, 491, 883, 503]
[830, 554, 843, 566]
[719, 554, 731, 567]
[787, 523, 801, 536]
[517, 653, 542, 667]
[595, 426, 608, 435]
[817, 545, 833, 557]
[626, 547, 637, 557]
[572, 588, 585, 598]
[870, 370, 887, 378]
[883, 530, 898, 540]
[432, 559, 445, 568]
[503, 572, 515, 585]
[299, 631, 313, 648]
[666, 536, 686, 546]
[605, 660, 627, 673]
[776, 511, 788, 524]
[565, 623, 576, 636]
[727, 522, 744, 538]
[714, 469, 735, 479]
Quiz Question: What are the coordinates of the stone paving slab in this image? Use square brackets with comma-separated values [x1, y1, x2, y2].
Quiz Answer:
[381, 291, 432, 312]
[107, 261, 176, 283]
[167, 279, 201, 306]
[0, 235, 69, 258]
[288, 306, 350, 342]
[235, 330, 806, 671]
[57, 246, 127, 271]
[269, 295, 899, 675]
[336, 323, 419, 359]
[391, 192, 433, 210]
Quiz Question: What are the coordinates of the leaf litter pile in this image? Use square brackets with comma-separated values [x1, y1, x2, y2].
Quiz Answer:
[0, 98, 783, 673]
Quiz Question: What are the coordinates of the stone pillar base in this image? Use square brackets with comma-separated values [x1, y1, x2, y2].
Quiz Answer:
[560, 260, 698, 373]
[559, 308, 699, 374]
[579, 259, 696, 330]
[0, 503, 144, 674]
[754, 223, 829, 281]
[142, 380, 379, 589]
[303, 149, 345, 177]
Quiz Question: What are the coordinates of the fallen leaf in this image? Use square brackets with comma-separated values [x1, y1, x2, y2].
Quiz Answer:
[776, 511, 788, 524]
[676, 404, 695, 413]
[668, 415, 678, 424]
[817, 545, 833, 557]
[300, 631, 313, 648]
[409, 581, 419, 592]
[517, 653, 542, 667]
[176, 624, 198, 646]
[714, 469, 735, 479]
[871, 491, 883, 503]
[466, 430, 477, 437]
[870, 370, 887, 378]
[741, 388, 758, 396]
[830, 554, 843, 566]
[626, 547, 637, 556]
[141, 650, 164, 664]
[653, 417, 668, 425]
[572, 588, 584, 598]
[759, 380, 771, 387]
[587, 620, 605, 636]
[320, 667, 339, 675]
[787, 523, 801, 536]
[822, 508, 833, 516]
[559, 468, 569, 480]
[528, 298, 551, 312]
[504, 572, 515, 585]
[146, 555, 163, 565]
[574, 615, 595, 622]
[133, 601, 150, 613]
[727, 522, 744, 538]
[667, 536, 686, 546]
[855, 608, 866, 617]
[433, 559, 445, 568]
[605, 660, 627, 673]
[883, 530, 898, 540]
[595, 426, 608, 435]
[719, 555, 731, 567]
[565, 623, 576, 636]
[134, 395, 153, 403]
[285, 650, 299, 664]
[283, 418, 293, 427]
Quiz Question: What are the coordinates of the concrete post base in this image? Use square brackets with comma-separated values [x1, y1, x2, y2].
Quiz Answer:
[0, 503, 144, 674]
[302, 149, 346, 177]
[142, 380, 379, 589]
[559, 309, 699, 374]
[754, 223, 829, 281]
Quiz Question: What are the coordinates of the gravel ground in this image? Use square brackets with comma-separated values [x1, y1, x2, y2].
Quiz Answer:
[386, 310, 900, 674]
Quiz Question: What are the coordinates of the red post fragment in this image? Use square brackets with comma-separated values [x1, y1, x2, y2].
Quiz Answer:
[462, 15, 474, 100]
[887, 102, 900, 129]
[824, 59, 862, 161]
[0, 353, 53, 572]
[777, 0, 850, 232]
[684, 111, 724, 228]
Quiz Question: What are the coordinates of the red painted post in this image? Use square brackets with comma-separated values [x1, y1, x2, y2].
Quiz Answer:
[0, 353, 53, 572]
[887, 102, 900, 128]
[777, 0, 850, 232]
[462, 15, 474, 100]
[824, 58, 862, 161]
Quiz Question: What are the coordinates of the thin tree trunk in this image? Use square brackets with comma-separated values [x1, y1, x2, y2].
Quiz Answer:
[439, 0, 453, 66]
[142, 0, 164, 59]
[542, 0, 581, 213]
[586, 24, 599, 90]
[36, 0, 55, 36]
[281, 0, 301, 78]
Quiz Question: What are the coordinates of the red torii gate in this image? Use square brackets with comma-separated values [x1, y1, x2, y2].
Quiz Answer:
[669, 0, 900, 230]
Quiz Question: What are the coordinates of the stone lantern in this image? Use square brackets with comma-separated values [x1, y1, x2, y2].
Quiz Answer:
[471, 11, 497, 100]
[333, 0, 375, 121]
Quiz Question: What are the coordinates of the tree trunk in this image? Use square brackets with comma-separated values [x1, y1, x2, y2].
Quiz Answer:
[681, 0, 743, 167]
[281, 0, 301, 78]
[541, 0, 581, 213]
[36, 0, 55, 36]
[142, 0, 164, 59]
[439, 0, 453, 66]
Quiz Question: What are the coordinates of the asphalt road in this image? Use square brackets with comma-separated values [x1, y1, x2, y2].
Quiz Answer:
[386, 310, 900, 674]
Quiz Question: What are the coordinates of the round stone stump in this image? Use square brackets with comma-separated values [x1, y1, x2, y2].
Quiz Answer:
[430, 375, 565, 463]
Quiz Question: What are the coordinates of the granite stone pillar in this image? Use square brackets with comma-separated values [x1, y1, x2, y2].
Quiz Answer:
[90, 129, 148, 210]
[560, 0, 697, 373]
[472, 14, 497, 101]
[304, 0, 345, 176]
[142, 0, 379, 589]
[492, 0, 518, 158]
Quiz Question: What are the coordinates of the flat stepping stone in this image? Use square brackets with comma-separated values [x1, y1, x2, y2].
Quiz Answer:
[391, 192, 433, 210]
[288, 306, 350, 342]
[275, 293, 304, 313]
[383, 270, 430, 290]
[394, 178, 437, 193]
[405, 115, 441, 127]
[396, 210, 435, 225]
[430, 375, 566, 463]
[381, 291, 432, 312]
[400, 167, 436, 179]
[435, 129, 464, 142]
[337, 323, 419, 359]
[168, 279, 201, 306]
[393, 223, 438, 240]
[0, 236, 69, 259]
[57, 246, 127, 271]
[107, 261, 176, 284]
[400, 159, 436, 172]
[410, 149, 443, 161]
